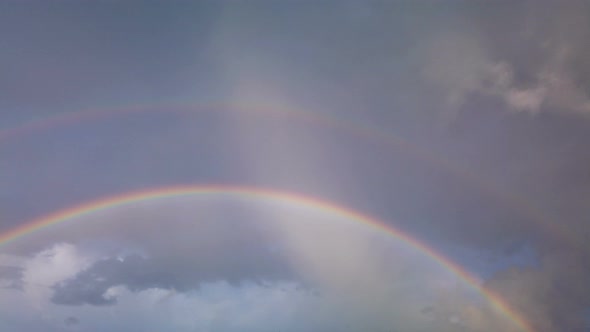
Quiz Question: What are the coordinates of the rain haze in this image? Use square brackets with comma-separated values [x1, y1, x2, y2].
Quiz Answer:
[1, 1, 589, 332]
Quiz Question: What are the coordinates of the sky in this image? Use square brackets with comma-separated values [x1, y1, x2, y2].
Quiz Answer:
[0, 1, 589, 331]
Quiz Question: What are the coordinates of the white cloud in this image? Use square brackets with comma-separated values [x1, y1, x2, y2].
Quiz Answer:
[21, 243, 96, 307]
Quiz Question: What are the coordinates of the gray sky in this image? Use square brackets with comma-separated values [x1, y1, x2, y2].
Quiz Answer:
[1, 1, 589, 331]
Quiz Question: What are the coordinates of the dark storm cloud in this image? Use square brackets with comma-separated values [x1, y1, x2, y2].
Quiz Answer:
[51, 255, 155, 306]
[411, 2, 590, 331]
[51, 251, 298, 306]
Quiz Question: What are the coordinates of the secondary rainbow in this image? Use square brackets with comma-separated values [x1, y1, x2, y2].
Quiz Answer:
[0, 184, 533, 331]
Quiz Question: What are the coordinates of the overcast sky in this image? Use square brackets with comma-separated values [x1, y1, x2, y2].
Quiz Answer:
[1, 1, 589, 331]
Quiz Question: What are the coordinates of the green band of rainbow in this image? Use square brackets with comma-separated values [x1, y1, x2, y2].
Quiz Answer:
[0, 185, 532, 331]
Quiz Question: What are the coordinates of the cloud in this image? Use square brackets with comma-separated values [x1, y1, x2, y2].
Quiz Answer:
[418, 2, 590, 116]
[50, 251, 296, 306]
[20, 243, 97, 307]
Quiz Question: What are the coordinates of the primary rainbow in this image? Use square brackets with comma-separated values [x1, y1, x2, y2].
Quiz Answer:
[0, 184, 533, 331]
